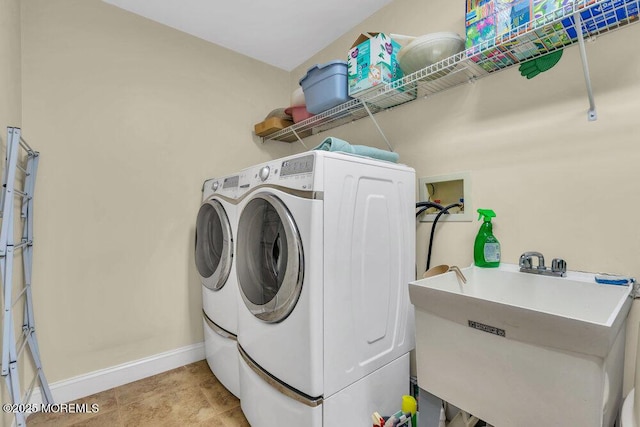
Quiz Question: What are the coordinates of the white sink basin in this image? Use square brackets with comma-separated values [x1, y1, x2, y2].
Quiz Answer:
[410, 263, 631, 357]
[409, 263, 633, 427]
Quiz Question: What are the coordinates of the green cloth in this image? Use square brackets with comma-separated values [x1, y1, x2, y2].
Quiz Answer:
[519, 50, 563, 79]
[313, 137, 399, 163]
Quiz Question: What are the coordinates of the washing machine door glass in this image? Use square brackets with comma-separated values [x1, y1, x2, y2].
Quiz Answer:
[237, 193, 303, 323]
[195, 199, 233, 291]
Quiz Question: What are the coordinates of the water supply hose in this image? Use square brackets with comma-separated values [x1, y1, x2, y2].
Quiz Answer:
[415, 201, 444, 218]
[427, 203, 462, 270]
[417, 202, 463, 271]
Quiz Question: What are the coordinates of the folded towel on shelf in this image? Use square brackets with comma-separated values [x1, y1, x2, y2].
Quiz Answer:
[313, 137, 399, 163]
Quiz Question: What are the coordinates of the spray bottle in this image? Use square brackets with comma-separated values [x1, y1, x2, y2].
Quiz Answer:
[474, 209, 500, 268]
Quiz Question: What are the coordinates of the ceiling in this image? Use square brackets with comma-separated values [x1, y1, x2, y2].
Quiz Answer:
[102, 0, 394, 71]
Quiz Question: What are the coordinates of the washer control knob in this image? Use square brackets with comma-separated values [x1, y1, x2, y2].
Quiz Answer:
[212, 181, 219, 191]
[259, 166, 270, 182]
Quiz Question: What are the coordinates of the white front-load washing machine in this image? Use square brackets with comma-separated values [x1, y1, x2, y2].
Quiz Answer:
[235, 151, 415, 426]
[195, 174, 241, 398]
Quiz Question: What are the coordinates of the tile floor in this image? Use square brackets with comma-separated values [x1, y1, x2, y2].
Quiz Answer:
[26, 360, 249, 426]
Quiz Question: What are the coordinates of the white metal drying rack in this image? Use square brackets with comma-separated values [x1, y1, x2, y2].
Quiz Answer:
[1, 127, 52, 427]
[262, 0, 640, 145]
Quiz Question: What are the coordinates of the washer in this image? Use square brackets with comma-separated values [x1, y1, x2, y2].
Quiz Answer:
[235, 151, 415, 426]
[195, 174, 240, 398]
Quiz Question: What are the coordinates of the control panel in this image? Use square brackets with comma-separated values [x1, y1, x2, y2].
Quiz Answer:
[223, 175, 239, 189]
[280, 154, 314, 177]
[238, 153, 316, 194]
[204, 174, 239, 198]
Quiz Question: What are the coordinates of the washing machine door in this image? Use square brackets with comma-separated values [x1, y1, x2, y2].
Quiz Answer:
[236, 192, 303, 323]
[195, 199, 233, 291]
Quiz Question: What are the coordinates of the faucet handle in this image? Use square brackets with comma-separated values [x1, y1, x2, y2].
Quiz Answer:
[551, 258, 567, 276]
[520, 251, 545, 269]
[519, 253, 532, 269]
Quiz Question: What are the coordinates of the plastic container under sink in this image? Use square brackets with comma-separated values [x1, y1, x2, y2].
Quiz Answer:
[299, 60, 351, 114]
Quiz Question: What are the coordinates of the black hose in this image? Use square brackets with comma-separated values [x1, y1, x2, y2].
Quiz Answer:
[415, 207, 428, 218]
[415, 201, 444, 211]
[426, 203, 462, 270]
[416, 201, 444, 219]
[419, 202, 463, 271]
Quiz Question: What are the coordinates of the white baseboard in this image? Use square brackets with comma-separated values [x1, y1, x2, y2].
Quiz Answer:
[29, 342, 205, 405]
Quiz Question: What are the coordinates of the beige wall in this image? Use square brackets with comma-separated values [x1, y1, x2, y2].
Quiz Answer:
[0, 0, 20, 131]
[291, 0, 640, 394]
[13, 0, 640, 406]
[0, 0, 21, 423]
[20, 0, 294, 384]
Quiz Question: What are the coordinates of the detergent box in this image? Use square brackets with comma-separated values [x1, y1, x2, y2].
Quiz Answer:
[561, 0, 639, 39]
[466, 0, 573, 53]
[497, 21, 572, 61]
[499, 1, 533, 38]
[464, 0, 636, 70]
[532, 0, 574, 26]
[465, 0, 497, 51]
[466, 0, 532, 52]
[347, 32, 404, 97]
[467, 46, 518, 72]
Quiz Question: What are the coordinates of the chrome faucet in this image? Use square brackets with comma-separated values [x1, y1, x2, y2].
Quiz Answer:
[519, 251, 567, 277]
[519, 251, 545, 270]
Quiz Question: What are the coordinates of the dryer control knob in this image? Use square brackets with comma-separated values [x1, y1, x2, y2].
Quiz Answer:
[259, 166, 270, 181]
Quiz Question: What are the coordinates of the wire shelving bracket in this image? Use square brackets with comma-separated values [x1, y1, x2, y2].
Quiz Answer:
[574, 11, 598, 121]
[362, 100, 394, 152]
[1, 127, 52, 427]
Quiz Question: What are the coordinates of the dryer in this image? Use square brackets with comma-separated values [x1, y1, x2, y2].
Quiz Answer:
[235, 151, 415, 426]
[195, 174, 241, 398]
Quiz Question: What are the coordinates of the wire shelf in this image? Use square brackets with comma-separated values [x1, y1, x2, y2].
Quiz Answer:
[263, 0, 639, 143]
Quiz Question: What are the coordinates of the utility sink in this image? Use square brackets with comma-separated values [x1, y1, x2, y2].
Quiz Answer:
[409, 263, 633, 427]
